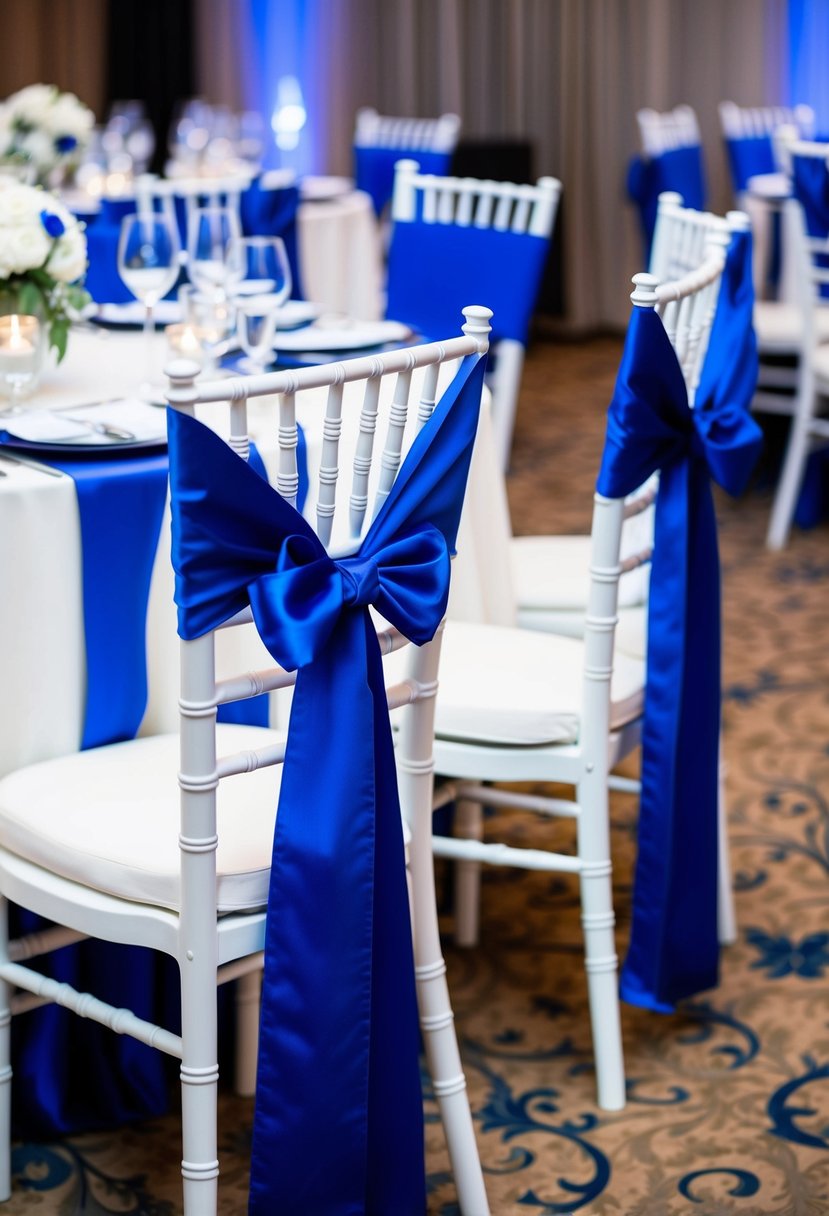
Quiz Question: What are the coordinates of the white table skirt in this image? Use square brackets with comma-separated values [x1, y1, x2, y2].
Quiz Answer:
[0, 328, 514, 775]
[297, 190, 384, 322]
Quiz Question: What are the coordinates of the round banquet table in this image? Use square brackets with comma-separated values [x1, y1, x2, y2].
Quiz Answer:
[0, 324, 514, 778]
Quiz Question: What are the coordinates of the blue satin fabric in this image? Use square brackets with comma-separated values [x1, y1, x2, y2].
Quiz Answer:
[167, 352, 487, 1214]
[82, 179, 302, 305]
[387, 221, 549, 346]
[627, 146, 707, 263]
[355, 146, 453, 218]
[597, 306, 761, 1012]
[724, 136, 776, 194]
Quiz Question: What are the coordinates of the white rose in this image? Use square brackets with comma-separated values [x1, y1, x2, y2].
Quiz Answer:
[0, 183, 41, 224]
[19, 129, 53, 171]
[48, 224, 86, 283]
[8, 84, 55, 125]
[49, 94, 93, 143]
[2, 222, 50, 274]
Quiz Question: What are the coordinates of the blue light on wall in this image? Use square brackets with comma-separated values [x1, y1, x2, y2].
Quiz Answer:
[232, 0, 323, 176]
[788, 0, 829, 133]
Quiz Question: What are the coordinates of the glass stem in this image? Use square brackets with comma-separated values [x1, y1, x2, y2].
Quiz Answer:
[143, 302, 154, 380]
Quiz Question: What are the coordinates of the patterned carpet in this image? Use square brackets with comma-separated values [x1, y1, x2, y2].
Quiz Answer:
[6, 337, 829, 1214]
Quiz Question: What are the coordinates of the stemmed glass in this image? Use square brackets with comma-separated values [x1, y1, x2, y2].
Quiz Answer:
[234, 236, 292, 373]
[117, 211, 181, 380]
[118, 212, 181, 332]
[186, 206, 243, 299]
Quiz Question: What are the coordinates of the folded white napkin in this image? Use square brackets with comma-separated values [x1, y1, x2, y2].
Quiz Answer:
[3, 398, 167, 445]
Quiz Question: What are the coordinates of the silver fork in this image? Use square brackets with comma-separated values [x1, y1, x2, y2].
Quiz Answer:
[62, 416, 136, 441]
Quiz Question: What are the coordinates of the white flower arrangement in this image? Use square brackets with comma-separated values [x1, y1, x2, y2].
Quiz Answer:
[0, 84, 94, 183]
[0, 179, 90, 361]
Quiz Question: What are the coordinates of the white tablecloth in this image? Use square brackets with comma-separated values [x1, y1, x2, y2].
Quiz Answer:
[0, 327, 513, 775]
[297, 190, 384, 321]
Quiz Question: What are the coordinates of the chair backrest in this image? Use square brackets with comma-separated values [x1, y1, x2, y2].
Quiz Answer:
[583, 241, 727, 758]
[354, 108, 461, 217]
[719, 101, 816, 195]
[164, 301, 491, 950]
[788, 139, 829, 312]
[386, 158, 560, 470]
[388, 158, 560, 347]
[628, 105, 707, 261]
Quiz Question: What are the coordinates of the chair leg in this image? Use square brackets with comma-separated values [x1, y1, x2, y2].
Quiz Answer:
[409, 801, 490, 1215]
[233, 970, 261, 1098]
[454, 798, 483, 947]
[0, 901, 11, 1203]
[717, 751, 737, 946]
[179, 950, 219, 1215]
[578, 783, 625, 1112]
[767, 374, 816, 550]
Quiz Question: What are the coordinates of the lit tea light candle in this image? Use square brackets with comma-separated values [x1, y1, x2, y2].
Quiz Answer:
[165, 322, 207, 366]
[0, 315, 39, 367]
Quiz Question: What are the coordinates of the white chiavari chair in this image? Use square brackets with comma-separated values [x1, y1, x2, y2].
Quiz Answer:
[400, 241, 728, 1113]
[0, 309, 493, 1214]
[388, 157, 561, 472]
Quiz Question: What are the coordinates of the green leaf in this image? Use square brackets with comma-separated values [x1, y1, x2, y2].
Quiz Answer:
[17, 281, 42, 316]
[49, 319, 69, 363]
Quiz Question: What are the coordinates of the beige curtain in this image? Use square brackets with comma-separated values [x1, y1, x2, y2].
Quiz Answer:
[0, 0, 108, 118]
[196, 0, 789, 330]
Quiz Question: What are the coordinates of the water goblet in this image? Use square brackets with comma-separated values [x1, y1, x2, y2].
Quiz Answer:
[187, 205, 243, 298]
[234, 236, 292, 373]
[117, 211, 181, 384]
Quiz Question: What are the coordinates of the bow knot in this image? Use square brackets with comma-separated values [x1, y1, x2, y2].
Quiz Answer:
[339, 552, 382, 607]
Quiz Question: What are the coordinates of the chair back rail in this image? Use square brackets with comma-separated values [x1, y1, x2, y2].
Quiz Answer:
[637, 104, 701, 158]
[719, 100, 815, 141]
[354, 108, 460, 152]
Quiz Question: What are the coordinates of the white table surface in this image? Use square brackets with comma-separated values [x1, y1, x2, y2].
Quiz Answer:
[0, 327, 514, 775]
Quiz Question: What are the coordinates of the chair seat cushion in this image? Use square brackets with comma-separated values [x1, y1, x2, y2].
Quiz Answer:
[0, 726, 284, 914]
[510, 534, 649, 611]
[754, 301, 829, 351]
[391, 621, 644, 746]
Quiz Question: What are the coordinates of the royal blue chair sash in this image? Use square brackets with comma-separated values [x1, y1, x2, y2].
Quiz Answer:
[597, 306, 761, 1013]
[355, 146, 453, 218]
[168, 352, 487, 1214]
[627, 145, 707, 263]
[724, 135, 776, 195]
[387, 220, 548, 346]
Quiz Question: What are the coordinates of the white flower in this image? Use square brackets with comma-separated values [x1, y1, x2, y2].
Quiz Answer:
[0, 222, 50, 275]
[18, 129, 53, 171]
[48, 93, 94, 143]
[48, 224, 86, 283]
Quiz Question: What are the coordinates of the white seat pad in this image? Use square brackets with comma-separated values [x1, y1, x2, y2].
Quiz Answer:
[391, 621, 644, 746]
[510, 534, 649, 611]
[0, 726, 284, 914]
[754, 301, 829, 351]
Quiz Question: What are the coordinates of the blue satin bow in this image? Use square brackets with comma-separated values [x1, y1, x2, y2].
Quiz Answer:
[597, 304, 761, 1012]
[168, 352, 486, 1214]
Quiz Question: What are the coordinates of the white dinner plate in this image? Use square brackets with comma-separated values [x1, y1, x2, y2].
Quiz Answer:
[96, 301, 182, 328]
[272, 320, 413, 352]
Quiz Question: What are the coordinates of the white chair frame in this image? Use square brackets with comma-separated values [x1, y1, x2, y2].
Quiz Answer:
[0, 309, 493, 1215]
[354, 107, 461, 155]
[766, 140, 829, 549]
[637, 103, 702, 158]
[391, 157, 561, 473]
[430, 244, 727, 1113]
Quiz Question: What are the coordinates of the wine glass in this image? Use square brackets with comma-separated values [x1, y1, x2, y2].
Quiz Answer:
[234, 236, 292, 373]
[117, 211, 180, 335]
[117, 211, 181, 390]
[186, 205, 242, 298]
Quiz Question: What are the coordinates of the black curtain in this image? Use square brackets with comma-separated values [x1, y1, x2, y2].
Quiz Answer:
[105, 0, 195, 174]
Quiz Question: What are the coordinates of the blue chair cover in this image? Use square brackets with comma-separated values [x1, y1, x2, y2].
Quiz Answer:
[597, 302, 761, 1013]
[724, 135, 777, 195]
[627, 145, 707, 264]
[168, 350, 487, 1214]
[387, 218, 549, 347]
[355, 146, 453, 218]
[82, 179, 303, 306]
